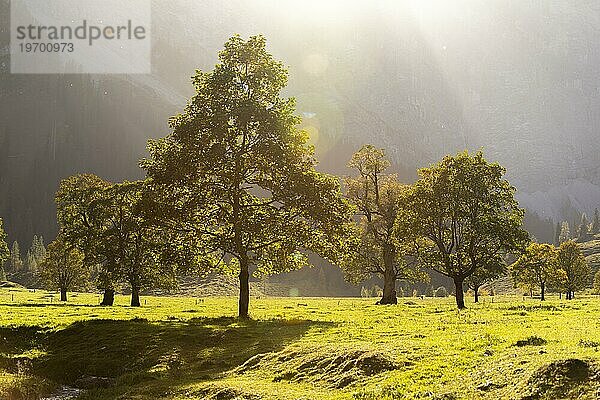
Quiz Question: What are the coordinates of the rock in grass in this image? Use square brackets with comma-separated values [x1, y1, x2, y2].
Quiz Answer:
[514, 336, 547, 347]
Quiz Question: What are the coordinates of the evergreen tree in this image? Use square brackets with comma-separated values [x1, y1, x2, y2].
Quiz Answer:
[34, 236, 46, 264]
[25, 250, 37, 274]
[578, 213, 590, 239]
[559, 221, 571, 244]
[0, 218, 9, 278]
[9, 241, 23, 273]
[592, 209, 600, 234]
[554, 221, 561, 246]
[30, 235, 44, 263]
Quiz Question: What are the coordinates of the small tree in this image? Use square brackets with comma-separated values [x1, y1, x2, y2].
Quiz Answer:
[553, 240, 590, 300]
[511, 242, 557, 301]
[39, 236, 89, 301]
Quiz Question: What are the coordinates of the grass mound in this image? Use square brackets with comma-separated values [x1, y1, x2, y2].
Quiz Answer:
[237, 347, 402, 388]
[522, 359, 597, 399]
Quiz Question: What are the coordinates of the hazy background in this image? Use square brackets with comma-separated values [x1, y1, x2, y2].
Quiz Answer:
[1, 0, 599, 258]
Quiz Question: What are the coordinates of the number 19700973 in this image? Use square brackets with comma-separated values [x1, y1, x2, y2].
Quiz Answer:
[19, 42, 74, 52]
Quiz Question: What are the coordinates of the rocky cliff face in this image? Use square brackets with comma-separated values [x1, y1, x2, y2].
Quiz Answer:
[2, 0, 600, 242]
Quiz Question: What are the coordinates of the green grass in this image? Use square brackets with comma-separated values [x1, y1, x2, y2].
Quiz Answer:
[1, 289, 600, 399]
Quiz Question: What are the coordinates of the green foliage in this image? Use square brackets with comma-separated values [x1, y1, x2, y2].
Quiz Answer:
[341, 145, 426, 303]
[56, 175, 178, 304]
[553, 241, 591, 297]
[0, 219, 8, 268]
[511, 242, 557, 300]
[103, 181, 179, 298]
[399, 150, 528, 308]
[141, 35, 352, 316]
[39, 236, 89, 295]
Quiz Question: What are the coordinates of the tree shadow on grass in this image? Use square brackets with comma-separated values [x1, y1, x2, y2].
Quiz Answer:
[0, 317, 332, 398]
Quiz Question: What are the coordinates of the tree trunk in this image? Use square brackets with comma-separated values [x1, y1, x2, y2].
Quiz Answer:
[571, 291, 575, 299]
[454, 277, 465, 309]
[60, 288, 67, 302]
[474, 286, 479, 303]
[131, 287, 141, 307]
[379, 245, 397, 305]
[540, 282, 545, 301]
[100, 288, 115, 306]
[238, 255, 250, 318]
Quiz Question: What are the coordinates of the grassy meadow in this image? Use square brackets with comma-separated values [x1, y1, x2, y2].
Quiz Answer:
[0, 289, 599, 399]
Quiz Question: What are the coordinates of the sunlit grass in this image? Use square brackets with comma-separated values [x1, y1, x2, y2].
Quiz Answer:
[0, 288, 599, 399]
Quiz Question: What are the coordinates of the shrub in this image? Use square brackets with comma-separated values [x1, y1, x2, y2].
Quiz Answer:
[434, 287, 448, 297]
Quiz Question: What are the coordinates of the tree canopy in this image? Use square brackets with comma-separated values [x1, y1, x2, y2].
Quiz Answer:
[341, 144, 426, 304]
[511, 242, 557, 301]
[399, 151, 528, 309]
[141, 35, 353, 317]
[553, 240, 590, 299]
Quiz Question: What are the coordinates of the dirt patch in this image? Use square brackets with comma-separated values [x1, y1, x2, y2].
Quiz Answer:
[522, 359, 598, 399]
[236, 347, 405, 388]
